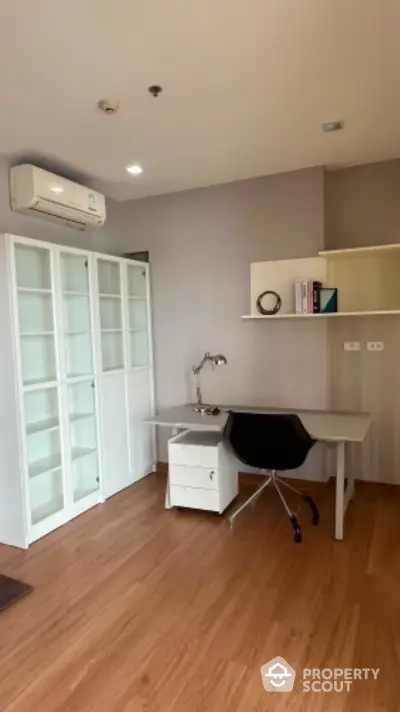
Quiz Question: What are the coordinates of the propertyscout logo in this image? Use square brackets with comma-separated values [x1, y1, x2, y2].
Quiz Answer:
[260, 657, 379, 693]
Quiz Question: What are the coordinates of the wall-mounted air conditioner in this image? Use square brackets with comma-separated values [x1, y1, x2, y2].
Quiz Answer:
[10, 164, 106, 230]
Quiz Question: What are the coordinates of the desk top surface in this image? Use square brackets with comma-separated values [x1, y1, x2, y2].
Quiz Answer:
[145, 404, 371, 443]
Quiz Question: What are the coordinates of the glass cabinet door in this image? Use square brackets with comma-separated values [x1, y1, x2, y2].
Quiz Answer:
[14, 243, 57, 386]
[60, 252, 94, 378]
[127, 264, 150, 368]
[24, 387, 64, 525]
[67, 381, 100, 502]
[97, 259, 124, 371]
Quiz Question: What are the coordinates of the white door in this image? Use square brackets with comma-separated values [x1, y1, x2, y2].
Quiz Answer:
[101, 373, 130, 497]
[128, 370, 155, 481]
[96, 257, 131, 497]
[126, 262, 155, 480]
[59, 250, 101, 510]
[13, 241, 68, 540]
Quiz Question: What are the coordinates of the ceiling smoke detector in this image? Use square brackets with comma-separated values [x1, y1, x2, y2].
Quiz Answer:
[98, 99, 120, 115]
[322, 120, 344, 133]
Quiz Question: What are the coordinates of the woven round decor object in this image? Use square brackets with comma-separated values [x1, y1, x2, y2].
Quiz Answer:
[256, 290, 282, 315]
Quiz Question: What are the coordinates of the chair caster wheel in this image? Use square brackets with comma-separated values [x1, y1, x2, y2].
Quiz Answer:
[302, 495, 320, 527]
[290, 515, 302, 543]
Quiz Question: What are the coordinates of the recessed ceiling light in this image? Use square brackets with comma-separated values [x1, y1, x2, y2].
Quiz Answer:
[50, 185, 64, 194]
[322, 120, 345, 133]
[126, 163, 143, 176]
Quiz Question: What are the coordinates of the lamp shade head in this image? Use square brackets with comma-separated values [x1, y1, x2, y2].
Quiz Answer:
[211, 354, 227, 366]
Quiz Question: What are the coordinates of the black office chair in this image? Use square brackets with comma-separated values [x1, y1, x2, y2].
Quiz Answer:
[223, 412, 320, 542]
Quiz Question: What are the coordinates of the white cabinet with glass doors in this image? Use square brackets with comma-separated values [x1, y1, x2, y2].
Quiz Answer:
[0, 234, 155, 548]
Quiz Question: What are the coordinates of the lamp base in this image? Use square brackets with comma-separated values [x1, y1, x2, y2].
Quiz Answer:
[192, 404, 221, 416]
[192, 404, 210, 414]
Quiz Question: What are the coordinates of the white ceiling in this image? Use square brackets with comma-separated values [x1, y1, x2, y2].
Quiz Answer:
[1, 0, 400, 201]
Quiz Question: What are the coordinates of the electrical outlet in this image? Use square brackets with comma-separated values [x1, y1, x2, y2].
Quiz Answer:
[343, 342, 360, 352]
[367, 341, 384, 352]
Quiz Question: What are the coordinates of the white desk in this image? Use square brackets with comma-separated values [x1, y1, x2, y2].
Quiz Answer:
[146, 404, 371, 540]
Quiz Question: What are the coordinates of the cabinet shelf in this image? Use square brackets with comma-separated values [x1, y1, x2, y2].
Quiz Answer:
[63, 290, 90, 297]
[21, 331, 54, 337]
[17, 287, 52, 295]
[101, 328, 123, 333]
[65, 331, 91, 336]
[29, 454, 62, 479]
[70, 412, 94, 423]
[71, 446, 97, 462]
[99, 293, 121, 299]
[24, 378, 58, 390]
[26, 417, 60, 435]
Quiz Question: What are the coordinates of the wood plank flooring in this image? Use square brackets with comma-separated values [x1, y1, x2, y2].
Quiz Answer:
[0, 473, 399, 711]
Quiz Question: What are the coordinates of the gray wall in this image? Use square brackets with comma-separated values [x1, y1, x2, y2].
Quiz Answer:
[115, 167, 328, 470]
[326, 159, 400, 483]
[326, 158, 400, 250]
[0, 158, 124, 254]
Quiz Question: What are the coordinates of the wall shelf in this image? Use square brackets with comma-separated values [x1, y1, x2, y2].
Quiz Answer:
[242, 310, 400, 320]
[319, 243, 400, 258]
[248, 244, 400, 319]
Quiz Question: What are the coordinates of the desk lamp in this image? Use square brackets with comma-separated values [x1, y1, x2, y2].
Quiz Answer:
[192, 352, 227, 414]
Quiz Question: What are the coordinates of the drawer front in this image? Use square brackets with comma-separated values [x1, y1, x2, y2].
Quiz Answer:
[169, 464, 218, 490]
[170, 485, 220, 512]
[168, 442, 219, 468]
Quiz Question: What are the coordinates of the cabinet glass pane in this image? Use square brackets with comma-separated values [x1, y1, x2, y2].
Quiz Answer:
[98, 260, 121, 295]
[128, 299, 148, 331]
[15, 245, 56, 386]
[26, 386, 64, 525]
[100, 296, 122, 330]
[101, 332, 124, 371]
[30, 469, 64, 525]
[69, 381, 96, 421]
[127, 265, 147, 297]
[24, 388, 60, 434]
[130, 331, 149, 367]
[18, 293, 54, 334]
[61, 252, 94, 378]
[61, 253, 89, 293]
[20, 335, 57, 386]
[15, 244, 51, 290]
[67, 382, 99, 502]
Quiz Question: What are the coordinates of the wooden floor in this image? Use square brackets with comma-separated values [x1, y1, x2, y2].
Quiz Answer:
[0, 473, 399, 712]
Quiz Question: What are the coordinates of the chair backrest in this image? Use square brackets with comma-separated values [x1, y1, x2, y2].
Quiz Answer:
[223, 411, 315, 471]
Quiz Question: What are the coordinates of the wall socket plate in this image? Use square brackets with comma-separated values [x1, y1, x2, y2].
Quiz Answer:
[367, 341, 384, 352]
[343, 341, 361, 352]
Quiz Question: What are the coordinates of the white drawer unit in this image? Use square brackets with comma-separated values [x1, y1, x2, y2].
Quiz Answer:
[168, 429, 238, 514]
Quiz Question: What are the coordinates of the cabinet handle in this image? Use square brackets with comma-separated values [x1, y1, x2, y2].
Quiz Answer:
[209, 470, 214, 480]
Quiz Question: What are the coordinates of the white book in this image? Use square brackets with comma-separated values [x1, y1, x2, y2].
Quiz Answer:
[294, 279, 303, 314]
[301, 280, 308, 313]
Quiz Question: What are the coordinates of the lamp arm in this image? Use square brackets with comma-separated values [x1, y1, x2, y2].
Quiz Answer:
[192, 352, 212, 375]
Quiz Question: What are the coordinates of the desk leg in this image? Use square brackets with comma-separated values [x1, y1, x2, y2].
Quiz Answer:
[335, 441, 345, 540]
[165, 427, 178, 510]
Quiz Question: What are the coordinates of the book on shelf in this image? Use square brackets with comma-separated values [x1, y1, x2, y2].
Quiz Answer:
[294, 280, 323, 314]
